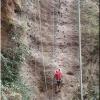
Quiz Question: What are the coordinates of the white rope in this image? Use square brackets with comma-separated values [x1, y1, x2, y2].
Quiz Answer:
[34, 0, 37, 75]
[35, 0, 83, 100]
[51, 1, 61, 99]
[78, 0, 83, 100]
[37, 0, 48, 92]
[52, 0, 55, 99]
[58, 0, 61, 24]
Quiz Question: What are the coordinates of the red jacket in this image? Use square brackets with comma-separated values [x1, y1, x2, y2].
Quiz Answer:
[54, 70, 62, 80]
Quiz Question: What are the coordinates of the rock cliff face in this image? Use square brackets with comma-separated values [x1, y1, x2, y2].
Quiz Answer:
[1, 0, 99, 100]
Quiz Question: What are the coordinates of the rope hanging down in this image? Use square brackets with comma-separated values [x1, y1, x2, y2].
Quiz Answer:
[52, 1, 61, 99]
[34, 0, 37, 75]
[51, 0, 55, 99]
[78, 0, 83, 100]
[35, 1, 83, 100]
[37, 0, 48, 92]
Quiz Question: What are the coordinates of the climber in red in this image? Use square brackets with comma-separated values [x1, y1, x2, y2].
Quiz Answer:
[54, 69, 63, 93]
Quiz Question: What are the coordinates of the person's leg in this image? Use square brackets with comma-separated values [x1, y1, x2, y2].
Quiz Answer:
[55, 80, 61, 93]
[56, 80, 60, 92]
[59, 80, 62, 89]
[57, 81, 59, 91]
[58, 80, 60, 89]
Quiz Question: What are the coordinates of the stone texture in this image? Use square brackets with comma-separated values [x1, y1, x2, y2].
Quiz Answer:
[1, 0, 99, 100]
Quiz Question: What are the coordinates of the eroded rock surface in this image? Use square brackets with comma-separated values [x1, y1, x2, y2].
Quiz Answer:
[1, 0, 99, 100]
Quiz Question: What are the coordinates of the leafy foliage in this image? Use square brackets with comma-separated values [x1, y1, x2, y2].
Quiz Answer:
[73, 0, 99, 99]
[1, 43, 31, 99]
[81, 0, 99, 99]
[1, 80, 31, 100]
[81, 0, 99, 63]
[1, 19, 31, 99]
[1, 44, 27, 86]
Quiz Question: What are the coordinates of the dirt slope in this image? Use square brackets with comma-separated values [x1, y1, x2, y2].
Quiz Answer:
[1, 0, 99, 100]
[19, 0, 80, 100]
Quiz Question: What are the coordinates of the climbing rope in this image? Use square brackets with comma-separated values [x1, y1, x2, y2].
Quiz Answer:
[34, 0, 37, 75]
[37, 0, 48, 93]
[52, 0, 61, 98]
[78, 0, 83, 100]
[52, 0, 55, 99]
[35, 1, 83, 100]
[58, 0, 61, 24]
